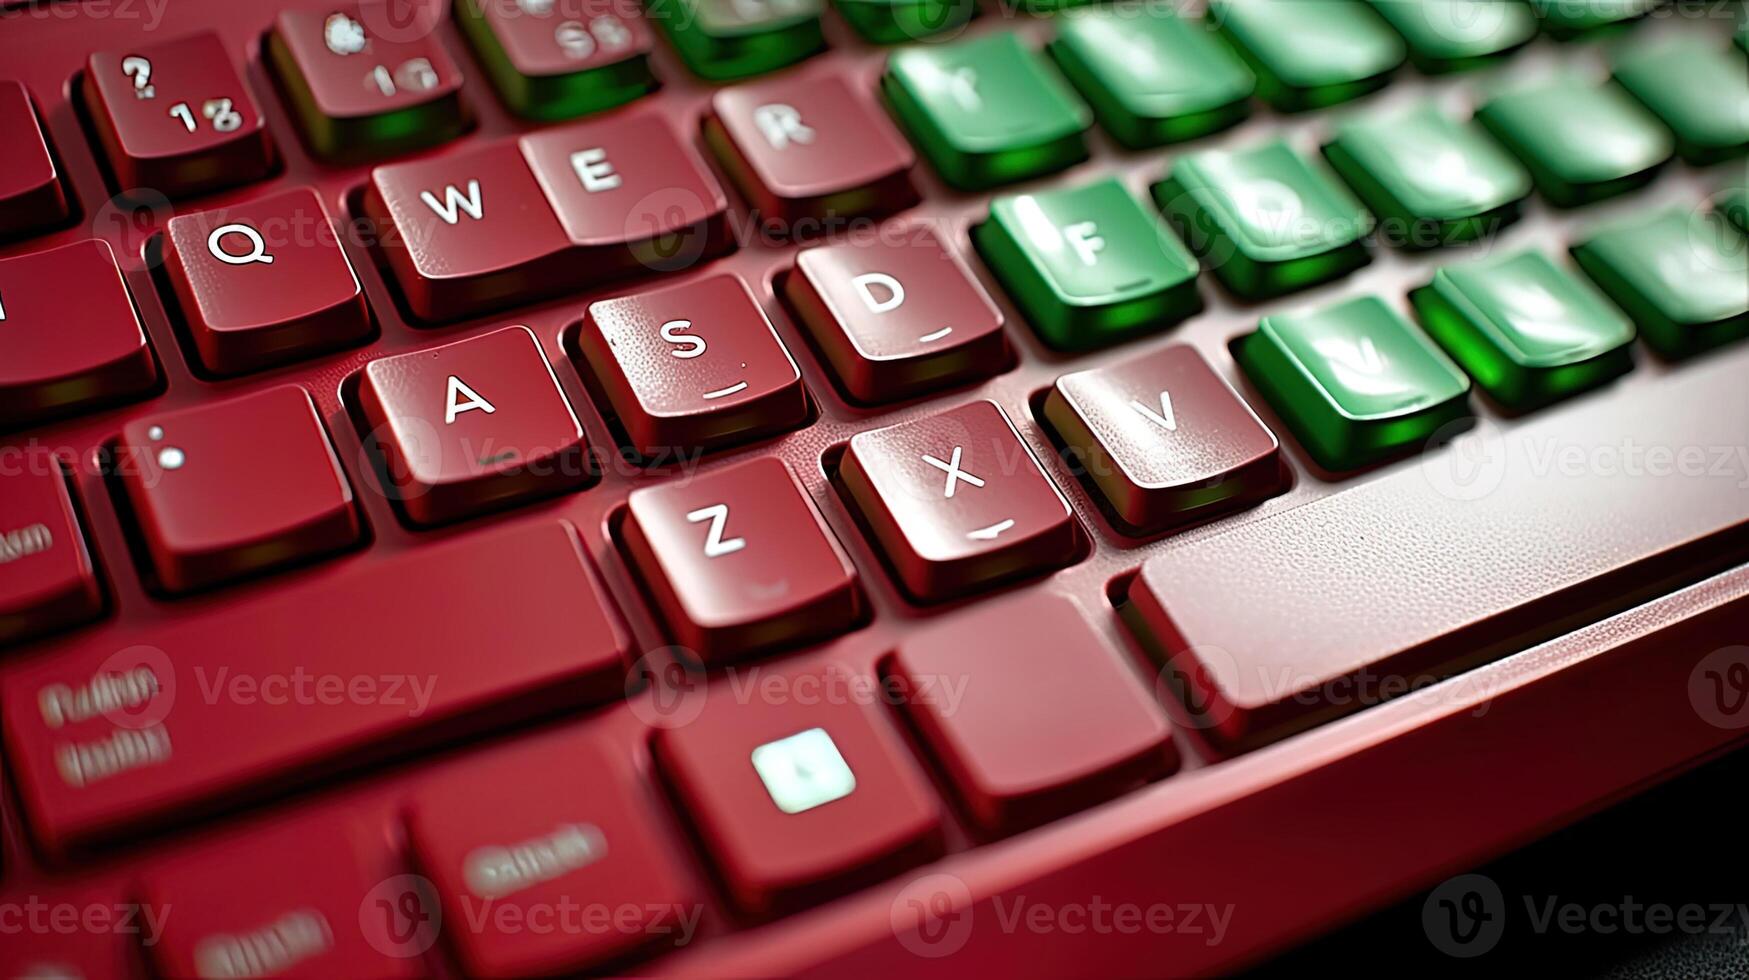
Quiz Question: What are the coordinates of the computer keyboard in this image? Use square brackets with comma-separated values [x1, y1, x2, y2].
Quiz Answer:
[0, 0, 1745, 976]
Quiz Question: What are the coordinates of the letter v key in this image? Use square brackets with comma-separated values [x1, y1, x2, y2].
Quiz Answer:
[1131, 390, 1177, 432]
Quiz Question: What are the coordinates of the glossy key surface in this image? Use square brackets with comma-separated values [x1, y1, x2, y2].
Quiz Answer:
[838, 400, 1079, 601]
[1043, 345, 1284, 530]
[833, 0, 975, 43]
[520, 113, 734, 276]
[1411, 249, 1635, 409]
[0, 519, 629, 855]
[1237, 295, 1471, 470]
[1528, 0, 1655, 36]
[890, 595, 1176, 834]
[1209, 0, 1405, 110]
[115, 386, 361, 594]
[0, 882, 140, 979]
[1613, 36, 1749, 164]
[0, 80, 69, 237]
[1049, 7, 1254, 148]
[705, 70, 917, 222]
[1571, 206, 1749, 359]
[456, 0, 657, 120]
[1476, 76, 1674, 207]
[576, 274, 809, 459]
[621, 457, 862, 661]
[975, 178, 1201, 350]
[0, 458, 104, 648]
[357, 325, 590, 526]
[269, 3, 470, 160]
[655, 666, 944, 916]
[883, 33, 1091, 190]
[0, 240, 160, 429]
[1322, 101, 1531, 247]
[1366, 0, 1536, 72]
[364, 139, 572, 321]
[785, 226, 1008, 403]
[163, 187, 373, 376]
[1156, 140, 1371, 299]
[408, 730, 698, 976]
[83, 31, 275, 197]
[652, 0, 826, 80]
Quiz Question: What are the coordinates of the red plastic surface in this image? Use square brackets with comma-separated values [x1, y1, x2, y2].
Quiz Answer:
[0, 2, 1745, 977]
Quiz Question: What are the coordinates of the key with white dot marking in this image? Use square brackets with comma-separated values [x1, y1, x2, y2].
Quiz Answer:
[115, 385, 362, 594]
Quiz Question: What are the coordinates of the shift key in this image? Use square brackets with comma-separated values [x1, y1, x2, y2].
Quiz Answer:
[0, 520, 629, 856]
[1124, 350, 1749, 751]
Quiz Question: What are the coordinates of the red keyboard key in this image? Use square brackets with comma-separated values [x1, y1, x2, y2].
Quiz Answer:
[1043, 345, 1285, 531]
[0, 882, 145, 980]
[621, 457, 862, 662]
[655, 665, 944, 916]
[83, 32, 275, 198]
[365, 140, 572, 321]
[0, 80, 70, 237]
[269, 3, 470, 160]
[0, 519, 630, 855]
[0, 240, 160, 429]
[163, 187, 374, 376]
[143, 815, 422, 979]
[839, 400, 1079, 601]
[460, 0, 656, 119]
[358, 325, 589, 526]
[1, 457, 104, 648]
[519, 113, 733, 278]
[407, 729, 698, 976]
[576, 275, 809, 459]
[115, 386, 361, 594]
[785, 226, 1008, 403]
[890, 595, 1176, 835]
[705, 71, 916, 223]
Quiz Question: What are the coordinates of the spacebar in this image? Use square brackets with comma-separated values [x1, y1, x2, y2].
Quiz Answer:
[1125, 352, 1749, 750]
[0, 520, 630, 856]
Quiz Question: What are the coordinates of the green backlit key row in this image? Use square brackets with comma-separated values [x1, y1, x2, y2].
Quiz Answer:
[887, 21, 1744, 197]
[973, 174, 1746, 466]
[1235, 210, 1747, 470]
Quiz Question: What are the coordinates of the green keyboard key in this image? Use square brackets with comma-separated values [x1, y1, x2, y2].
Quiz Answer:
[833, 0, 974, 44]
[1237, 296, 1470, 470]
[1155, 140, 1372, 299]
[1476, 76, 1673, 208]
[1411, 250, 1634, 409]
[1367, 0, 1536, 73]
[1613, 36, 1749, 164]
[1049, 8, 1254, 148]
[974, 177, 1202, 350]
[1528, 0, 1654, 37]
[1209, 0, 1405, 111]
[1324, 101, 1531, 248]
[652, 0, 824, 81]
[884, 34, 1091, 190]
[1572, 206, 1749, 359]
[456, 0, 656, 119]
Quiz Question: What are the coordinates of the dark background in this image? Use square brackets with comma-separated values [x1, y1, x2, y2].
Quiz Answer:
[1250, 746, 1749, 977]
